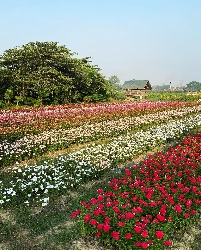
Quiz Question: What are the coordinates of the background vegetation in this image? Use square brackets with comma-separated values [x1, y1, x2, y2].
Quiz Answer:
[0, 41, 125, 108]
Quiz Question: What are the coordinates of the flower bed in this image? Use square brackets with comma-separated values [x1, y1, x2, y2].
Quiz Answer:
[71, 132, 201, 249]
[0, 113, 201, 208]
[1, 104, 201, 166]
[0, 101, 197, 138]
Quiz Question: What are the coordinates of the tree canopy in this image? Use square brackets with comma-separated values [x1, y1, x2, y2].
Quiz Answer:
[0, 41, 121, 106]
[185, 81, 201, 92]
[108, 75, 120, 85]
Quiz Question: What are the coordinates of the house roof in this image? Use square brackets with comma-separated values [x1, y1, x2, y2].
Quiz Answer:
[122, 79, 151, 90]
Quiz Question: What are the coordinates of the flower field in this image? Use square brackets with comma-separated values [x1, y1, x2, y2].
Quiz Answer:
[72, 132, 201, 249]
[0, 100, 201, 249]
[1, 102, 201, 166]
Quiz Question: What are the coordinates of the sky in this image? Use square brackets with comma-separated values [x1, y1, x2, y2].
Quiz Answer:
[0, 0, 201, 87]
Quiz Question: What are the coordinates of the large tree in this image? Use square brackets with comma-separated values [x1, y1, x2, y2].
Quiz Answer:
[0, 41, 114, 105]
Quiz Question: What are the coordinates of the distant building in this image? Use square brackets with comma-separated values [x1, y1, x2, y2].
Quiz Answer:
[121, 79, 152, 99]
[122, 79, 152, 91]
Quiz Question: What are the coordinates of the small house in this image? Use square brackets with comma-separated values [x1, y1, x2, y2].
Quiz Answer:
[122, 79, 152, 91]
[121, 79, 152, 99]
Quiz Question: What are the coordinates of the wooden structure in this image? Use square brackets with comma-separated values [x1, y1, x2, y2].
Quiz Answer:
[121, 79, 152, 99]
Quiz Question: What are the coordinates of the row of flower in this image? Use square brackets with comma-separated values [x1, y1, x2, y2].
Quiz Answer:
[71, 132, 201, 249]
[0, 101, 198, 138]
[0, 112, 201, 208]
[1, 104, 201, 167]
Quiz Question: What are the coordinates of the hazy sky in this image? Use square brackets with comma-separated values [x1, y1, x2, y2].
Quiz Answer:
[0, 0, 201, 87]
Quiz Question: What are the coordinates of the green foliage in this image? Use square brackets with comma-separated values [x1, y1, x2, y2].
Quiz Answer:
[185, 81, 201, 92]
[4, 88, 14, 103]
[108, 75, 120, 85]
[146, 91, 201, 102]
[0, 41, 115, 106]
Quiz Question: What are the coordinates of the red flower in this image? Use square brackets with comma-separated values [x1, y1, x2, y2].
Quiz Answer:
[90, 197, 98, 205]
[150, 201, 157, 207]
[184, 213, 190, 218]
[90, 219, 97, 226]
[104, 217, 111, 224]
[174, 203, 182, 213]
[111, 231, 120, 240]
[134, 227, 141, 234]
[125, 212, 135, 220]
[141, 242, 149, 248]
[118, 221, 125, 227]
[125, 232, 132, 239]
[97, 195, 103, 202]
[95, 232, 101, 237]
[157, 214, 165, 221]
[156, 230, 164, 239]
[97, 223, 104, 230]
[168, 217, 173, 222]
[103, 224, 111, 232]
[186, 199, 192, 208]
[84, 213, 91, 222]
[191, 210, 196, 215]
[93, 209, 101, 216]
[80, 201, 91, 208]
[164, 240, 172, 246]
[136, 206, 143, 213]
[97, 188, 104, 194]
[125, 169, 132, 176]
[141, 229, 149, 238]
[135, 242, 141, 247]
[148, 240, 153, 245]
[71, 209, 81, 218]
[177, 171, 182, 176]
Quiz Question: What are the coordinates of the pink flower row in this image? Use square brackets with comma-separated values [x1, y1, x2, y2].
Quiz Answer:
[0, 101, 197, 135]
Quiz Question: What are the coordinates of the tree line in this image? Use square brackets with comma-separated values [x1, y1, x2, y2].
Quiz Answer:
[152, 81, 201, 91]
[0, 41, 125, 107]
